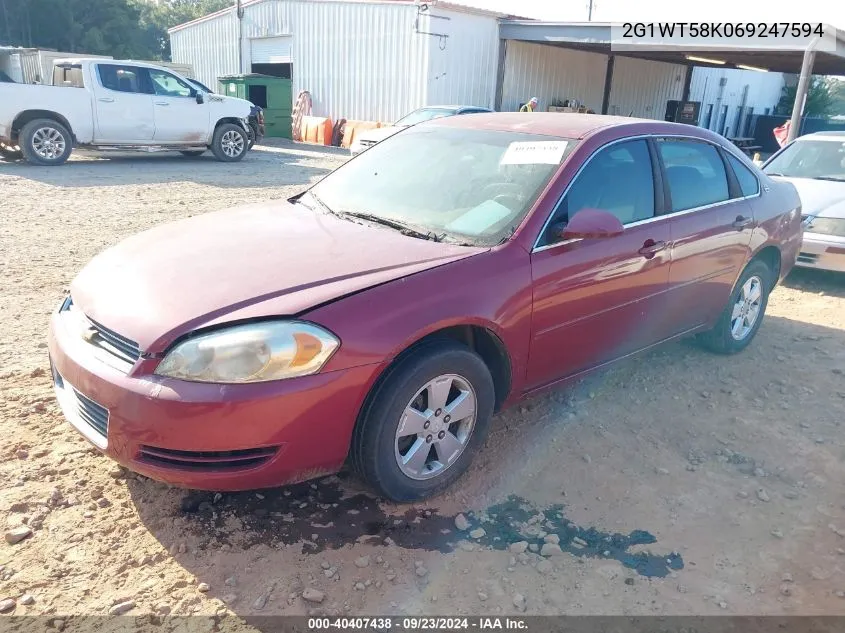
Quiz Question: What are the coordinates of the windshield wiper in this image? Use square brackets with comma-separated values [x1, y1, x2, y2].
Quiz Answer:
[337, 211, 445, 242]
[812, 176, 845, 182]
[765, 172, 786, 177]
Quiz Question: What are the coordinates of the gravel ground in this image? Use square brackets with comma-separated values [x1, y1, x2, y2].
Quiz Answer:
[1, 141, 844, 623]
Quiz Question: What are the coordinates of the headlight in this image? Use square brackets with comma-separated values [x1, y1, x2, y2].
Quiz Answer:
[804, 216, 845, 237]
[154, 321, 340, 383]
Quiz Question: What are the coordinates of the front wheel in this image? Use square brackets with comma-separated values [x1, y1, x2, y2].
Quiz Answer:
[697, 259, 772, 354]
[210, 123, 248, 162]
[350, 339, 495, 502]
[19, 119, 73, 166]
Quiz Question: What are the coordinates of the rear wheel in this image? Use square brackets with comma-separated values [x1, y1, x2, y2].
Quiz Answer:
[697, 259, 772, 354]
[350, 339, 494, 502]
[19, 119, 73, 166]
[210, 123, 248, 162]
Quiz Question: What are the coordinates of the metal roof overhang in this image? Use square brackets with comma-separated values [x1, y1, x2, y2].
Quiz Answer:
[499, 21, 845, 75]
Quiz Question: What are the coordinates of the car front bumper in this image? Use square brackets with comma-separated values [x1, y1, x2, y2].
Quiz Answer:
[795, 232, 845, 273]
[47, 309, 376, 491]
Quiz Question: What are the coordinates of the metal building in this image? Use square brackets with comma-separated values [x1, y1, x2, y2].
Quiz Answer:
[169, 0, 502, 123]
[169, 1, 793, 128]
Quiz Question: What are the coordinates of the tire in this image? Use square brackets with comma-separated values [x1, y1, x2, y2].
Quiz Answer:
[247, 124, 258, 150]
[180, 150, 206, 157]
[210, 123, 248, 162]
[19, 119, 73, 166]
[350, 339, 495, 502]
[0, 144, 22, 161]
[697, 259, 772, 354]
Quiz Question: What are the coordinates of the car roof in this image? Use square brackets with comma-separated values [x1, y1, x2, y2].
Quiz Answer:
[425, 112, 719, 141]
[799, 131, 845, 141]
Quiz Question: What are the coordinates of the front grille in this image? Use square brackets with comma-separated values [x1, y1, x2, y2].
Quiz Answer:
[86, 316, 141, 364]
[136, 445, 278, 472]
[61, 297, 141, 365]
[797, 252, 819, 265]
[53, 370, 109, 439]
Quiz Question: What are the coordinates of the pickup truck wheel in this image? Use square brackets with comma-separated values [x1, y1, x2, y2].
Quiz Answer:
[211, 123, 248, 162]
[247, 124, 257, 150]
[19, 119, 72, 166]
[179, 150, 205, 157]
[350, 339, 495, 502]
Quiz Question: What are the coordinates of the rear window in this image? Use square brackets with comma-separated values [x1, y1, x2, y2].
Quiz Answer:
[52, 64, 84, 88]
[726, 153, 760, 197]
[658, 139, 730, 212]
[97, 64, 146, 94]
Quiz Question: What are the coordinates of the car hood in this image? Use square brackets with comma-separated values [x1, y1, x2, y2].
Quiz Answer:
[70, 202, 485, 353]
[206, 93, 252, 116]
[358, 126, 404, 144]
[771, 176, 845, 218]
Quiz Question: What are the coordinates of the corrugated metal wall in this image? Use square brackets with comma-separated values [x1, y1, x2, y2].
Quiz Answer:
[500, 41, 607, 113]
[170, 10, 240, 92]
[425, 8, 500, 109]
[607, 56, 685, 119]
[689, 67, 784, 136]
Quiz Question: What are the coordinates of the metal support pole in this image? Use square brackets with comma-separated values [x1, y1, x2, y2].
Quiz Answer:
[681, 64, 693, 102]
[493, 39, 507, 111]
[787, 43, 817, 143]
[601, 55, 615, 114]
[237, 0, 244, 74]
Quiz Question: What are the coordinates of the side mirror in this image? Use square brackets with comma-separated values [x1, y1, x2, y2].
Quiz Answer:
[195, 91, 205, 104]
[559, 208, 624, 240]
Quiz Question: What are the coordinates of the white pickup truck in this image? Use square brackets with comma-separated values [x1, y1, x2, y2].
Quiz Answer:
[0, 58, 253, 166]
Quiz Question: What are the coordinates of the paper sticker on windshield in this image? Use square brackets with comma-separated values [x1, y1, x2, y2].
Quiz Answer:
[500, 141, 568, 165]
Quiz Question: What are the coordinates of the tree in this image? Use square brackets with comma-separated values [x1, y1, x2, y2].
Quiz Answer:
[776, 77, 836, 117]
[828, 78, 845, 116]
[136, 0, 233, 60]
[0, 0, 232, 61]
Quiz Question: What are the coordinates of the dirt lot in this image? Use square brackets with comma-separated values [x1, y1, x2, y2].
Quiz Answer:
[1, 142, 844, 623]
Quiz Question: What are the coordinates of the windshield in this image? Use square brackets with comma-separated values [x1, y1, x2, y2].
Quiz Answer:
[764, 139, 845, 181]
[394, 108, 455, 127]
[186, 78, 212, 93]
[310, 125, 575, 246]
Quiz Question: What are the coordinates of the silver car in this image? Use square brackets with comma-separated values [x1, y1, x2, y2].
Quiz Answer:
[763, 131, 845, 273]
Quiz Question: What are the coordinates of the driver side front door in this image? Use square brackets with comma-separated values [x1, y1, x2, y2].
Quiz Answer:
[527, 138, 674, 391]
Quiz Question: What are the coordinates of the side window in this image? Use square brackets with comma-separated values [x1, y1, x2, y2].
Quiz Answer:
[97, 64, 146, 94]
[148, 69, 194, 98]
[658, 139, 730, 212]
[725, 153, 760, 197]
[544, 139, 655, 244]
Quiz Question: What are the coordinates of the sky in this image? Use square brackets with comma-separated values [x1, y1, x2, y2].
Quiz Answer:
[446, 0, 845, 29]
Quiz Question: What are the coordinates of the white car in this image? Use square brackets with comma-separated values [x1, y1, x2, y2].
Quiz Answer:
[763, 131, 845, 273]
[350, 105, 492, 156]
[0, 58, 253, 166]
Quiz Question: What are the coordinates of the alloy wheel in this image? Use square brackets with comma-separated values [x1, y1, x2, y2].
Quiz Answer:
[394, 373, 477, 481]
[730, 275, 763, 341]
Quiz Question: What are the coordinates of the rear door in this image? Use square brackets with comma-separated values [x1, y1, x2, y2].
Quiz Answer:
[657, 137, 755, 333]
[92, 64, 155, 143]
[527, 138, 674, 390]
[147, 68, 209, 144]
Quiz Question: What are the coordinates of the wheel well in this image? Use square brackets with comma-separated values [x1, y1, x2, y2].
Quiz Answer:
[12, 110, 75, 143]
[365, 326, 512, 416]
[215, 117, 247, 132]
[752, 245, 781, 288]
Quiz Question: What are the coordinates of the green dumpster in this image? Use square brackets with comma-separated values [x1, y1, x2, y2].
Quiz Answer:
[218, 74, 293, 139]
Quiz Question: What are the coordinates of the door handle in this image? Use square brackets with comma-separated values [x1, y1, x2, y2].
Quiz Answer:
[732, 215, 754, 230]
[638, 239, 667, 258]
[154, 101, 170, 106]
[97, 97, 114, 103]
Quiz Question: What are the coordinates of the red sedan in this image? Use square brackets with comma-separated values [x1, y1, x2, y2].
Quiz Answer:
[48, 113, 803, 502]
